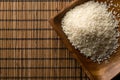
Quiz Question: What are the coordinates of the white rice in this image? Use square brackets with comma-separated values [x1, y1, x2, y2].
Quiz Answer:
[61, 1, 120, 63]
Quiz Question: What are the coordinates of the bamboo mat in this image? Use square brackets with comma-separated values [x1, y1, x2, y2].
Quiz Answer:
[0, 0, 89, 80]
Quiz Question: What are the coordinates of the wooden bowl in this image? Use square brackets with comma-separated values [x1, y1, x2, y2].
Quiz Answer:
[49, 0, 120, 80]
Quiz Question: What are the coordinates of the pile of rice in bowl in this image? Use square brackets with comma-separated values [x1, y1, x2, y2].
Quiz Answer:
[61, 0, 120, 64]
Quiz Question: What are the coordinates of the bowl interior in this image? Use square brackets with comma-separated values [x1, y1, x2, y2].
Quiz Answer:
[49, 0, 120, 80]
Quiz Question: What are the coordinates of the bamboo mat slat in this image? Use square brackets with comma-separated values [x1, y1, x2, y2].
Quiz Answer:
[0, 0, 89, 80]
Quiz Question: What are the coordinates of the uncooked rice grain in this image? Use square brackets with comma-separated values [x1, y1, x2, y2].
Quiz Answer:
[61, 1, 120, 64]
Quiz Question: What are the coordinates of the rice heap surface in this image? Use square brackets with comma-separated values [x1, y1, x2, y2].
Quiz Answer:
[61, 1, 120, 63]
